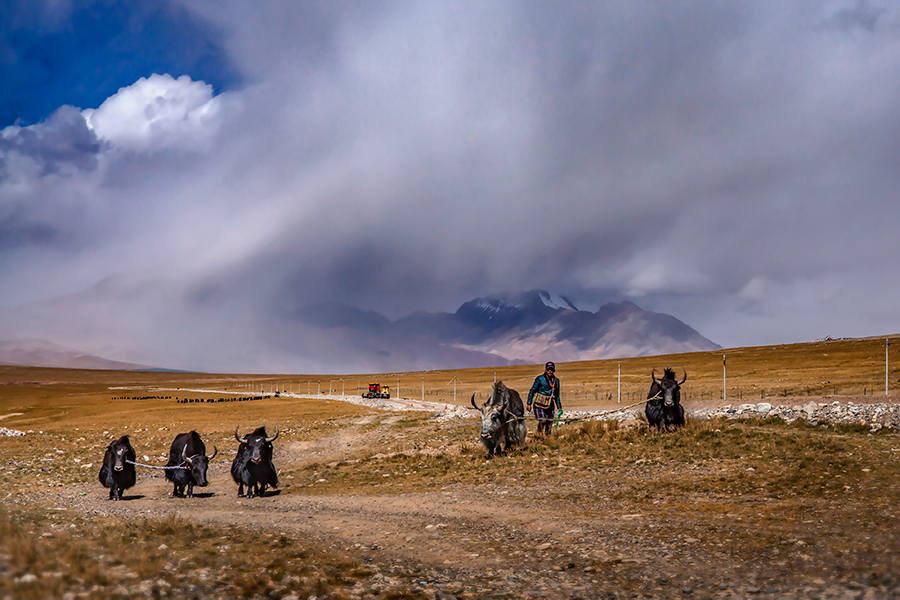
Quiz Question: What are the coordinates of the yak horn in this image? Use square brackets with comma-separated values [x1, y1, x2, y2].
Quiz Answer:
[679, 368, 687, 385]
[234, 426, 247, 443]
[651, 368, 659, 385]
[265, 425, 279, 443]
[470, 394, 481, 411]
[182, 444, 193, 465]
[209, 446, 217, 460]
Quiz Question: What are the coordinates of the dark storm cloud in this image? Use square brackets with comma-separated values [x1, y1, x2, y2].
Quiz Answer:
[0, 106, 102, 257]
[0, 105, 101, 177]
[0, 215, 59, 250]
[2, 0, 900, 371]
[181, 0, 900, 335]
[821, 0, 887, 31]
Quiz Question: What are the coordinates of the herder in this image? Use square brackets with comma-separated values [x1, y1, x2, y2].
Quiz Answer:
[526, 361, 562, 435]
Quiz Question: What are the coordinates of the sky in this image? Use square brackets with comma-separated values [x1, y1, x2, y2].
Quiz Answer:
[1, 0, 899, 372]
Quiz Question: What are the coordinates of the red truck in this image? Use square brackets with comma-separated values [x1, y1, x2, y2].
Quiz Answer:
[362, 383, 390, 399]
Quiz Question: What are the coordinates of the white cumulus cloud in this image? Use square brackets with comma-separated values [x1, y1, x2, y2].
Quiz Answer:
[82, 74, 221, 151]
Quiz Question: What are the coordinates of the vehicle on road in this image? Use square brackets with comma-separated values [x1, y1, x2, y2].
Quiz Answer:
[362, 383, 390, 399]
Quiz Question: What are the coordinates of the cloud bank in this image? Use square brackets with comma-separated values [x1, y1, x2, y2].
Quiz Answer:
[1, 1, 899, 372]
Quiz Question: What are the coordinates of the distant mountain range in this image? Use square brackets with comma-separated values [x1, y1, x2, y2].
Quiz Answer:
[0, 290, 720, 372]
[289, 290, 720, 369]
[0, 339, 153, 371]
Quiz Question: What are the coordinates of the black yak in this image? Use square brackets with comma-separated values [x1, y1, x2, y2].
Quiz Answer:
[232, 426, 279, 498]
[646, 368, 687, 429]
[470, 381, 527, 457]
[99, 435, 136, 500]
[165, 431, 217, 498]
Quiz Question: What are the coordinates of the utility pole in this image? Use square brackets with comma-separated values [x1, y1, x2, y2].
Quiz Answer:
[397, 378, 400, 399]
[617, 364, 621, 404]
[887, 338, 890, 396]
[422, 377, 425, 402]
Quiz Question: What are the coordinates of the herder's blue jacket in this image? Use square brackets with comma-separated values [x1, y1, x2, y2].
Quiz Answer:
[527, 374, 561, 411]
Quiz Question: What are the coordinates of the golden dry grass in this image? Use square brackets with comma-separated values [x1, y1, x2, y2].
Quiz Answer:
[3, 333, 897, 416]
[1, 336, 899, 598]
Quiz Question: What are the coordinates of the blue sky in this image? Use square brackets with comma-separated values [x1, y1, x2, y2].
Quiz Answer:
[0, 0, 240, 126]
[1, 0, 899, 372]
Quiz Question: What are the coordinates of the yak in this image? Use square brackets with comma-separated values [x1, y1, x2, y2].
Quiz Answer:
[646, 367, 687, 429]
[231, 426, 279, 498]
[165, 431, 217, 498]
[99, 435, 136, 501]
[470, 381, 527, 457]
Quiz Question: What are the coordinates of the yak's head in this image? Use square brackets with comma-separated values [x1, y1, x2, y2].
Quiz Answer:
[235, 426, 278, 463]
[182, 443, 217, 486]
[652, 368, 687, 407]
[109, 435, 134, 471]
[471, 381, 510, 439]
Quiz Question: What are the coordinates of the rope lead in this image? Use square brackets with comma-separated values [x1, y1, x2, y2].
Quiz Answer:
[125, 460, 188, 470]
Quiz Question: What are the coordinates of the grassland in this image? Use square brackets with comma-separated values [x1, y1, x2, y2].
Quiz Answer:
[1, 336, 899, 599]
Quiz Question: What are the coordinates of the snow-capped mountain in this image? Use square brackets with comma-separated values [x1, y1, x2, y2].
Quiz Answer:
[0, 289, 720, 373]
[294, 290, 720, 370]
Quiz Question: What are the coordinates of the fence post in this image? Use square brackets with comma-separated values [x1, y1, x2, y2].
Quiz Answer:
[723, 354, 727, 401]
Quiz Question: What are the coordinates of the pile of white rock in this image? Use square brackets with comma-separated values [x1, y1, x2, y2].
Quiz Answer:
[0, 427, 25, 437]
[695, 401, 900, 431]
[292, 392, 900, 431]
[285, 393, 475, 421]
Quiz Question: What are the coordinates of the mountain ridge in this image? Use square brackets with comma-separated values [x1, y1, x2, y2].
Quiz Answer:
[0, 338, 156, 371]
[0, 290, 720, 372]
[297, 289, 720, 367]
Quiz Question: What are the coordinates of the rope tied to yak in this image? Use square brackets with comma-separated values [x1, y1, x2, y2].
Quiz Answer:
[501, 398, 651, 424]
[125, 459, 188, 470]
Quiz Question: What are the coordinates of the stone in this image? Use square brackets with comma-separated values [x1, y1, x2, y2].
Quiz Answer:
[756, 403, 772, 413]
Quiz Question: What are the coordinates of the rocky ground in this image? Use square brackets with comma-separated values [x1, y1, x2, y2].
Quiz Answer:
[4, 393, 900, 599]
[267, 391, 900, 430]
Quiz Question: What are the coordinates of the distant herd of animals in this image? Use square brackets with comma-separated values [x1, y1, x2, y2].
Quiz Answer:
[99, 426, 279, 501]
[470, 368, 686, 457]
[100, 368, 687, 499]
[111, 395, 273, 404]
[174, 395, 269, 404]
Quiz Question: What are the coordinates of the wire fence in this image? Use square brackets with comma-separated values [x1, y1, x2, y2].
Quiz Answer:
[204, 337, 898, 406]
